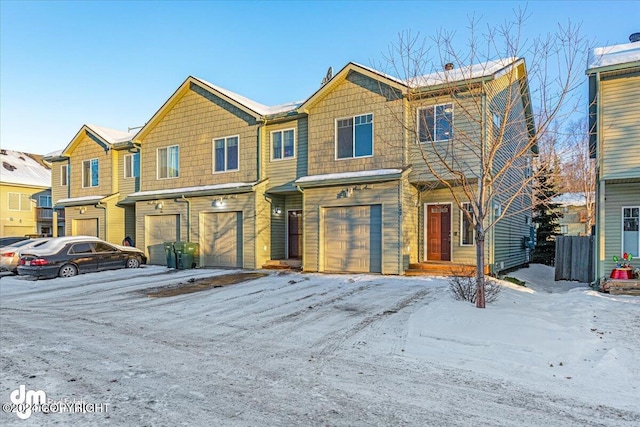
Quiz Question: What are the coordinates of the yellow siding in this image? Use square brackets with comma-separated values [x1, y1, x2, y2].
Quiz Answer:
[401, 180, 419, 267]
[50, 160, 69, 203]
[138, 88, 260, 192]
[0, 183, 40, 237]
[67, 133, 114, 197]
[601, 73, 640, 180]
[306, 72, 404, 176]
[302, 180, 402, 274]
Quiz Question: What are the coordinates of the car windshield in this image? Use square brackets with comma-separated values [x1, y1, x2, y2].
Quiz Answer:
[4, 239, 35, 249]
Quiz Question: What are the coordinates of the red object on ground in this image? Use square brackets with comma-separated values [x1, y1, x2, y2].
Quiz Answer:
[610, 268, 633, 279]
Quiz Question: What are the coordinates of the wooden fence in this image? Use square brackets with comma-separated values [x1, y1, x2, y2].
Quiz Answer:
[554, 236, 594, 283]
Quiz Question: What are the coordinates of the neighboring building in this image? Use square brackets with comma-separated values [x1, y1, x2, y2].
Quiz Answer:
[48, 58, 535, 275]
[588, 34, 640, 281]
[553, 192, 594, 236]
[44, 124, 139, 245]
[0, 149, 53, 237]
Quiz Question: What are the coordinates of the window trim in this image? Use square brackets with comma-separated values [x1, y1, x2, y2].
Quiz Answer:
[270, 128, 296, 161]
[124, 152, 140, 179]
[7, 192, 32, 212]
[212, 135, 240, 174]
[460, 202, 475, 246]
[61, 164, 68, 186]
[334, 112, 374, 160]
[157, 145, 180, 180]
[81, 158, 99, 188]
[417, 103, 454, 143]
[621, 206, 640, 257]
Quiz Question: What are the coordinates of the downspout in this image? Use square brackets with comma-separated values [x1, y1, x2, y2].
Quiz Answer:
[175, 196, 191, 242]
[95, 202, 107, 241]
[594, 72, 603, 284]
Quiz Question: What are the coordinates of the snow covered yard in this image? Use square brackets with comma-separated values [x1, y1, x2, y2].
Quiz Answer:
[0, 265, 638, 426]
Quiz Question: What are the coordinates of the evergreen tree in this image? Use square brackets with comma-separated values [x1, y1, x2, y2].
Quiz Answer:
[532, 166, 563, 265]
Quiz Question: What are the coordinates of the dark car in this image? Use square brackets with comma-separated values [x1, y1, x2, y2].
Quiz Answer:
[17, 236, 147, 279]
[0, 236, 29, 248]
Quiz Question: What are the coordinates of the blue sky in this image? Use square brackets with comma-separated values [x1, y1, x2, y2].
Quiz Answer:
[1, 1, 638, 154]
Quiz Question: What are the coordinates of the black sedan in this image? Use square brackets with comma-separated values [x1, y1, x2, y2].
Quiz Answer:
[17, 236, 147, 279]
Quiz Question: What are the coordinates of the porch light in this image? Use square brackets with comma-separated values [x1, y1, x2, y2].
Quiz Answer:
[273, 207, 282, 215]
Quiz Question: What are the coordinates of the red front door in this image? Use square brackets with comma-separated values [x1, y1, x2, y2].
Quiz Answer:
[426, 204, 451, 261]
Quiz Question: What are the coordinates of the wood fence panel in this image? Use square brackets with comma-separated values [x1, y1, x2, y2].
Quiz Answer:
[554, 236, 594, 283]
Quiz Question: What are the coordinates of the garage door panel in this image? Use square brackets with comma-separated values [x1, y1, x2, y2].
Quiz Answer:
[324, 205, 382, 273]
[202, 212, 242, 268]
[146, 215, 179, 265]
[74, 219, 98, 237]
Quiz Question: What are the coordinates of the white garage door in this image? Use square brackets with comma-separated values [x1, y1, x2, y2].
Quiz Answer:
[146, 215, 179, 265]
[324, 205, 382, 273]
[201, 212, 242, 268]
[74, 218, 98, 237]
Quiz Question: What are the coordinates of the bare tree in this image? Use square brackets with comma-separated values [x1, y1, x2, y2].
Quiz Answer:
[559, 118, 596, 234]
[379, 9, 587, 307]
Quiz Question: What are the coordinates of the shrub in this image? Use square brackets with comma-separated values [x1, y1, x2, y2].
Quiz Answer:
[448, 274, 501, 304]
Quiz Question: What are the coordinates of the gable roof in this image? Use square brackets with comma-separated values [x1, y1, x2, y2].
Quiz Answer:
[135, 76, 302, 141]
[587, 40, 640, 74]
[0, 149, 51, 188]
[407, 57, 522, 89]
[297, 62, 409, 113]
[62, 124, 134, 156]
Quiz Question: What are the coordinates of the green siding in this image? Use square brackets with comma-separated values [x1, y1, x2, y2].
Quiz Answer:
[270, 194, 286, 260]
[601, 72, 640, 180]
[600, 182, 640, 275]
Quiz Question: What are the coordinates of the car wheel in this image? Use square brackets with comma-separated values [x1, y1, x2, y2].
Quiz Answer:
[58, 264, 78, 278]
[126, 257, 141, 269]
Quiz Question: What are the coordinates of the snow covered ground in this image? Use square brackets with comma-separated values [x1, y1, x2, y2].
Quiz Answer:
[0, 264, 638, 426]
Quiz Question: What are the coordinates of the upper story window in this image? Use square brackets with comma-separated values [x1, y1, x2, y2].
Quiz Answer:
[82, 159, 99, 187]
[157, 145, 179, 179]
[418, 103, 453, 143]
[7, 193, 31, 211]
[336, 113, 373, 159]
[271, 129, 295, 160]
[124, 153, 140, 179]
[460, 202, 474, 246]
[213, 136, 239, 173]
[38, 195, 52, 207]
[61, 164, 68, 186]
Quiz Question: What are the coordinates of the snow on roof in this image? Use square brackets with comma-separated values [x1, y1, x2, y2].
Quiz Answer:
[86, 124, 134, 144]
[44, 149, 64, 158]
[128, 182, 258, 198]
[0, 149, 51, 188]
[552, 192, 593, 206]
[193, 77, 302, 116]
[407, 57, 521, 88]
[295, 169, 403, 184]
[56, 195, 106, 205]
[588, 40, 640, 71]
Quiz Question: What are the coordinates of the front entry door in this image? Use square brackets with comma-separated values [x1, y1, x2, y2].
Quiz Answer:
[427, 204, 451, 261]
[288, 210, 302, 259]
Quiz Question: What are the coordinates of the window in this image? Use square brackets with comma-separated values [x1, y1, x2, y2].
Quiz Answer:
[336, 113, 373, 159]
[213, 136, 239, 173]
[69, 243, 94, 254]
[94, 242, 117, 253]
[418, 103, 453, 143]
[157, 146, 179, 179]
[623, 207, 639, 257]
[82, 159, 99, 187]
[492, 112, 503, 129]
[61, 165, 68, 186]
[271, 129, 295, 160]
[124, 153, 140, 179]
[38, 195, 52, 207]
[8, 193, 31, 211]
[460, 203, 474, 246]
[560, 225, 569, 235]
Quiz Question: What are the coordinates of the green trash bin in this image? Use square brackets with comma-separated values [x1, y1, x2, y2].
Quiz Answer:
[185, 242, 199, 268]
[174, 241, 199, 269]
[163, 242, 176, 268]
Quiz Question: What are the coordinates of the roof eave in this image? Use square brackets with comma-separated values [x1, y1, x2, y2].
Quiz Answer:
[586, 61, 640, 76]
